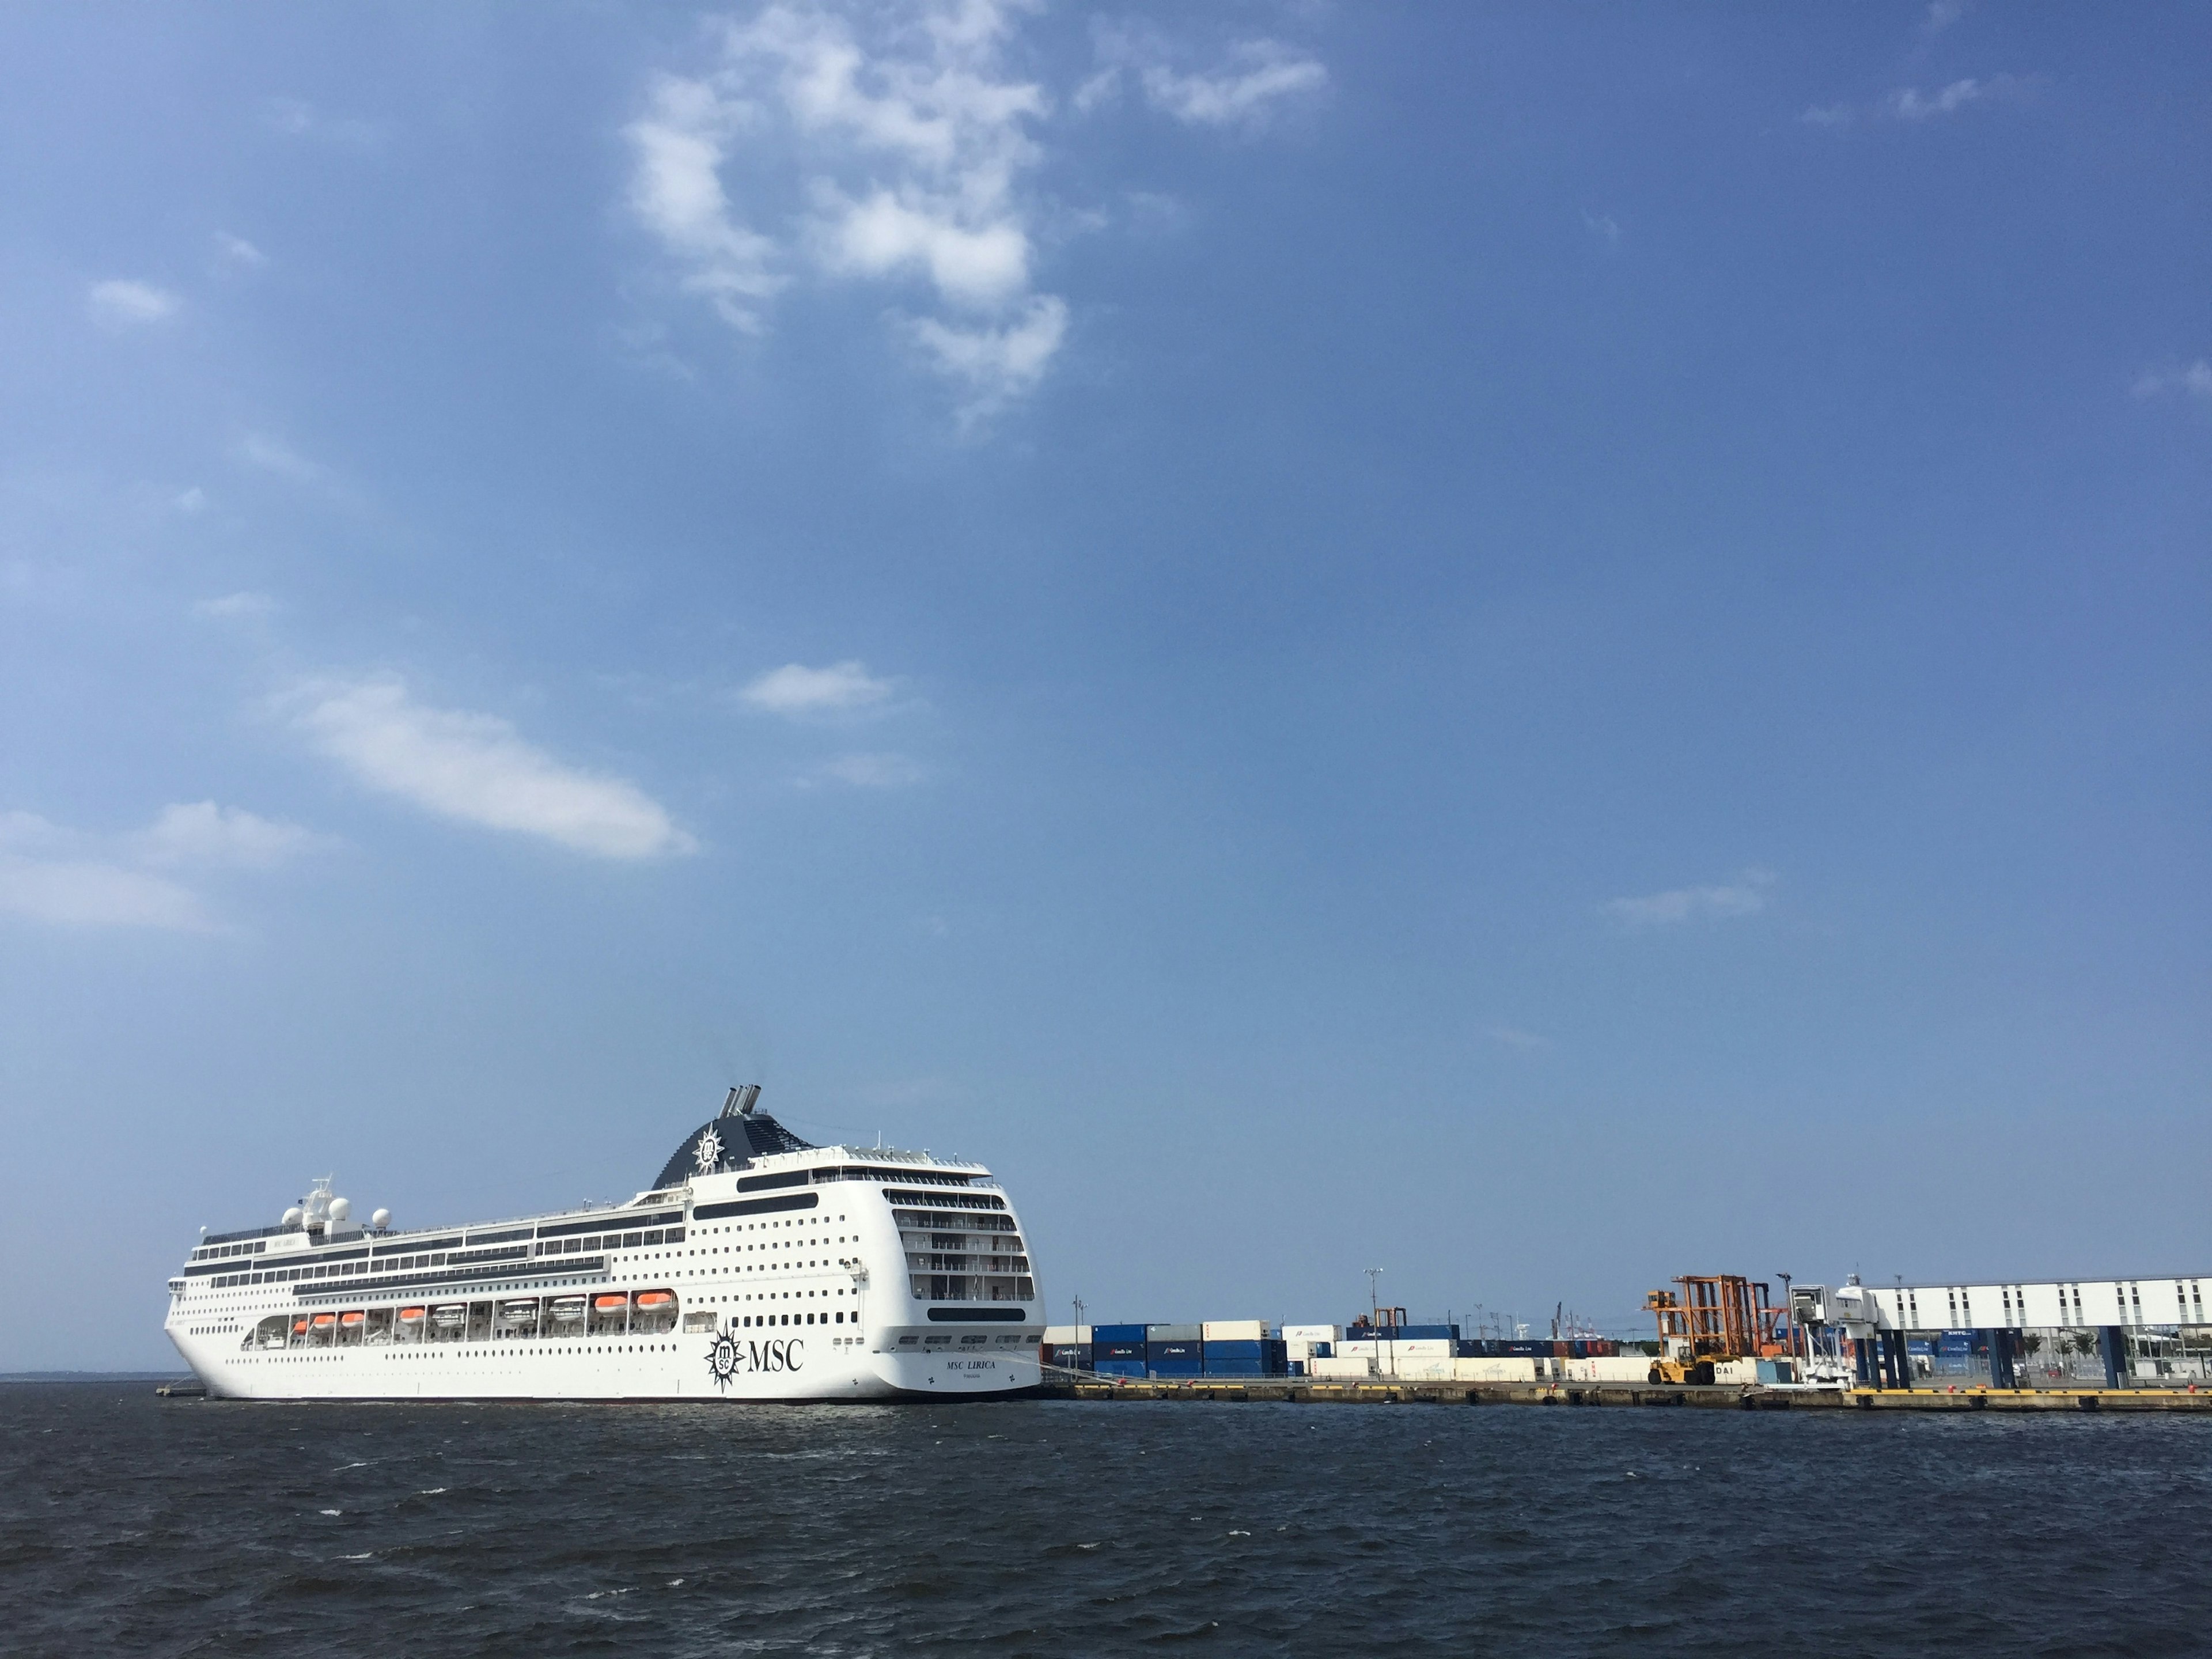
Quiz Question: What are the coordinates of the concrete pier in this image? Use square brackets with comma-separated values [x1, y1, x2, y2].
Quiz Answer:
[1039, 1377, 2212, 1411]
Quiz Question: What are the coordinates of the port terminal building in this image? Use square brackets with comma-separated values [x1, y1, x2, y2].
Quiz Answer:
[1797, 1272, 2208, 1389]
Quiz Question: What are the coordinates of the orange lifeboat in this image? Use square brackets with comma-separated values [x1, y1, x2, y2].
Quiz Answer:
[635, 1291, 676, 1312]
[397, 1306, 426, 1322]
[339, 1311, 365, 1328]
[593, 1294, 629, 1312]
[310, 1312, 336, 1329]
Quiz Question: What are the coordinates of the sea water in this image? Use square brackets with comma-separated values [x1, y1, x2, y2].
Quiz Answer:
[2, 1382, 2206, 1655]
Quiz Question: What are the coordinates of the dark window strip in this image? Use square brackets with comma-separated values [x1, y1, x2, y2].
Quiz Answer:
[881, 1188, 1007, 1211]
[692, 1192, 820, 1220]
[926, 1305, 1030, 1322]
[537, 1210, 679, 1240]
[293, 1257, 605, 1303]
[736, 1170, 809, 1192]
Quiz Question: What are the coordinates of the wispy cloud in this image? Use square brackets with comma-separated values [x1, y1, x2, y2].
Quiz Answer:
[0, 804, 321, 932]
[1605, 869, 1777, 927]
[809, 751, 924, 789]
[88, 279, 179, 326]
[627, 74, 785, 332]
[133, 802, 323, 869]
[1922, 1, 1968, 36]
[1806, 71, 2033, 130]
[738, 658, 895, 715]
[193, 590, 276, 620]
[237, 433, 325, 482]
[1483, 1025, 1552, 1051]
[1889, 74, 2027, 121]
[288, 676, 694, 859]
[1582, 210, 1622, 249]
[627, 3, 1326, 417]
[215, 232, 267, 268]
[1082, 28, 1327, 128]
[628, 0, 1056, 411]
[263, 97, 382, 150]
[2132, 360, 2212, 400]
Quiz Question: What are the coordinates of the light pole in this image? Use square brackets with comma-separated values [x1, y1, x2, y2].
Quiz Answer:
[1778, 1272, 1797, 1374]
[1365, 1268, 1388, 1379]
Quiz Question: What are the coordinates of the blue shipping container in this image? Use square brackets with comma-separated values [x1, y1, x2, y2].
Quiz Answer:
[1095, 1342, 1145, 1361]
[1203, 1359, 1266, 1376]
[1094, 1359, 1147, 1378]
[1206, 1340, 1264, 1358]
[1149, 1359, 1203, 1378]
[1148, 1340, 1202, 1361]
[1093, 1324, 1147, 1344]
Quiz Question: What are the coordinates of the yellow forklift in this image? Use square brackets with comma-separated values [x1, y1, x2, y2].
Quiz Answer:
[1644, 1275, 1786, 1384]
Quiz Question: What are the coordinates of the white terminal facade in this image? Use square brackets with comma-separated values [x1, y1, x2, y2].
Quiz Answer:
[165, 1086, 1043, 1402]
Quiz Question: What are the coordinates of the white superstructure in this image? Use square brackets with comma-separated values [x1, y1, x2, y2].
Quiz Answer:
[164, 1086, 1043, 1402]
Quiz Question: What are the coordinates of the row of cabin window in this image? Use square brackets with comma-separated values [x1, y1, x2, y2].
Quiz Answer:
[241, 1292, 681, 1350]
[533, 1226, 680, 1255]
[191, 1240, 268, 1262]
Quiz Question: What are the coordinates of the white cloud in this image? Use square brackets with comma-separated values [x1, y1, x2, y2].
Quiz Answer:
[1483, 1025, 1551, 1051]
[628, 0, 1059, 408]
[1582, 211, 1622, 248]
[88, 279, 179, 325]
[812, 752, 924, 788]
[738, 658, 895, 714]
[1889, 75, 2024, 121]
[1805, 70, 2033, 131]
[2132, 360, 2212, 400]
[628, 3, 1321, 415]
[237, 434, 324, 482]
[263, 97, 381, 149]
[289, 676, 694, 859]
[906, 295, 1066, 411]
[1080, 24, 1327, 127]
[1606, 869, 1777, 927]
[1128, 41, 1328, 128]
[215, 232, 267, 268]
[175, 487, 209, 514]
[626, 74, 785, 331]
[0, 854, 210, 931]
[1922, 1, 1968, 36]
[134, 802, 321, 869]
[192, 590, 276, 620]
[0, 804, 321, 932]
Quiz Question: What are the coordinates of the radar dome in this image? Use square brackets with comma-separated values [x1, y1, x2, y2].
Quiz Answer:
[328, 1196, 352, 1223]
[282, 1206, 304, 1228]
[370, 1207, 391, 1229]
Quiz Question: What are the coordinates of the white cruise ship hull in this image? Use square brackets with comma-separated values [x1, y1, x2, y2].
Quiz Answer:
[162, 1092, 1044, 1404]
[166, 1332, 1039, 1403]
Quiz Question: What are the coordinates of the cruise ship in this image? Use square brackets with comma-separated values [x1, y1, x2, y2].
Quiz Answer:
[164, 1086, 1043, 1402]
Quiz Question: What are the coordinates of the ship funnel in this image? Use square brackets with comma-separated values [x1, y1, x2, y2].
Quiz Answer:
[721, 1083, 762, 1119]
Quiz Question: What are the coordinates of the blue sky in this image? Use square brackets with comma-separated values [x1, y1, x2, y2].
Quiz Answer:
[2, 3, 2206, 1368]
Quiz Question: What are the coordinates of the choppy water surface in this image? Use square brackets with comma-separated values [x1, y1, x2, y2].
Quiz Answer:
[3, 1383, 2207, 1656]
